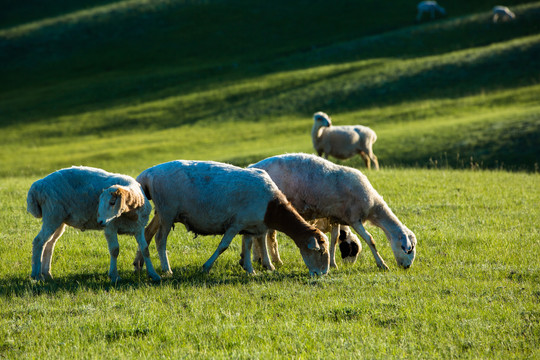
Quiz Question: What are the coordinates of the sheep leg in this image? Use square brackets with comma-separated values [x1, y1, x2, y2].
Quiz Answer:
[133, 214, 160, 271]
[154, 223, 173, 275]
[351, 222, 389, 270]
[41, 223, 66, 280]
[240, 235, 255, 274]
[202, 226, 240, 273]
[259, 231, 275, 271]
[370, 153, 379, 170]
[134, 229, 161, 282]
[266, 230, 283, 266]
[330, 225, 339, 269]
[360, 152, 371, 170]
[104, 229, 121, 283]
[31, 223, 61, 280]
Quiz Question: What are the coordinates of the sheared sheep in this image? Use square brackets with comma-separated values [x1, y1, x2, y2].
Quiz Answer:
[133, 160, 330, 276]
[26, 166, 161, 282]
[416, 1, 446, 22]
[251, 218, 362, 270]
[241, 153, 416, 271]
[492, 6, 515, 23]
[312, 111, 379, 170]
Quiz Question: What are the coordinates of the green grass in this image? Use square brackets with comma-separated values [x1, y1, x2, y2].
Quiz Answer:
[0, 0, 539, 358]
[1, 170, 539, 358]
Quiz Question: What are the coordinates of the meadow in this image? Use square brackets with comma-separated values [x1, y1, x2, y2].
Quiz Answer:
[1, 0, 539, 358]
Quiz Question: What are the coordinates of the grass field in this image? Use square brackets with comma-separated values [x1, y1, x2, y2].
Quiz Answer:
[1, 0, 539, 358]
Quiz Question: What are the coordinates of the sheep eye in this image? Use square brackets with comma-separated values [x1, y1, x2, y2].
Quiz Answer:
[109, 198, 116, 206]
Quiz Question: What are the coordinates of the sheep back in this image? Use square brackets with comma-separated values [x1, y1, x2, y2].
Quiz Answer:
[27, 166, 148, 231]
[137, 161, 280, 235]
[249, 153, 382, 224]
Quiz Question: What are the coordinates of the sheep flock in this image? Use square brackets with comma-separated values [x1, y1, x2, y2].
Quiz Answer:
[27, 106, 421, 282]
[27, 0, 523, 281]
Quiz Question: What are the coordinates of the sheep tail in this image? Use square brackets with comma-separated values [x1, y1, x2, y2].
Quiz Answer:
[137, 173, 152, 201]
[26, 185, 42, 218]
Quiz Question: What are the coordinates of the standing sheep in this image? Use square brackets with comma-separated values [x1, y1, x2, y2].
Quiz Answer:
[312, 111, 379, 170]
[133, 160, 330, 276]
[26, 166, 161, 282]
[251, 218, 362, 270]
[416, 1, 446, 22]
[241, 153, 417, 271]
[492, 6, 515, 23]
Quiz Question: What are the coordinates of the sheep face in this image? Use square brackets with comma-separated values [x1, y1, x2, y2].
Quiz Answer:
[313, 112, 332, 127]
[298, 232, 330, 276]
[97, 186, 143, 226]
[389, 228, 417, 269]
[338, 229, 362, 264]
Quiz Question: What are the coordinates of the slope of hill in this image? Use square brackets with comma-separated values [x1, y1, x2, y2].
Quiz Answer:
[0, 0, 539, 175]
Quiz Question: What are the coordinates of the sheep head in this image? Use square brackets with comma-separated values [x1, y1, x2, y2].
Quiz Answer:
[298, 230, 330, 276]
[97, 186, 144, 226]
[338, 228, 362, 264]
[389, 227, 417, 269]
[313, 111, 332, 127]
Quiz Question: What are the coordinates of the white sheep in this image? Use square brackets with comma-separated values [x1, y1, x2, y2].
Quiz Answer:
[132, 160, 330, 276]
[492, 6, 515, 23]
[26, 166, 161, 282]
[251, 218, 362, 270]
[241, 153, 417, 271]
[416, 1, 446, 22]
[312, 111, 379, 170]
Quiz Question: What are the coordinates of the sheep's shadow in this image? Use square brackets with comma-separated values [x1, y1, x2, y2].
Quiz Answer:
[0, 263, 328, 297]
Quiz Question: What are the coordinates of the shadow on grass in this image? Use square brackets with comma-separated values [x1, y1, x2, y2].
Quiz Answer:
[0, 262, 339, 297]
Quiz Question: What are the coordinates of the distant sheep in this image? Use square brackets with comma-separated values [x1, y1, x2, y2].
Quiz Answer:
[251, 218, 362, 270]
[26, 166, 161, 282]
[241, 153, 417, 271]
[133, 160, 330, 276]
[416, 1, 446, 22]
[492, 6, 515, 23]
[312, 111, 379, 170]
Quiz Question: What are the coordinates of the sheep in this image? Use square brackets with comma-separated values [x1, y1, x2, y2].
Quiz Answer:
[312, 111, 379, 170]
[250, 218, 362, 270]
[132, 160, 330, 276]
[240, 153, 416, 271]
[416, 1, 446, 22]
[26, 166, 161, 282]
[492, 6, 515, 23]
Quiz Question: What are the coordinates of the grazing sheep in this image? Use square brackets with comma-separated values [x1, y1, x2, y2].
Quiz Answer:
[312, 111, 379, 170]
[492, 6, 515, 23]
[133, 160, 330, 276]
[416, 1, 446, 22]
[241, 153, 416, 271]
[26, 166, 161, 282]
[251, 218, 362, 270]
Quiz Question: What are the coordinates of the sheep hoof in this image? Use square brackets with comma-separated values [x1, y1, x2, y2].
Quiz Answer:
[330, 262, 338, 269]
[30, 273, 44, 282]
[42, 272, 54, 281]
[149, 273, 162, 282]
[162, 271, 173, 278]
[201, 264, 212, 274]
[110, 276, 122, 284]
[377, 262, 389, 271]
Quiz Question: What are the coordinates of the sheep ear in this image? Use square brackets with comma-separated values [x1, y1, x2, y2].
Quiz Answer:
[113, 187, 144, 212]
[307, 237, 320, 251]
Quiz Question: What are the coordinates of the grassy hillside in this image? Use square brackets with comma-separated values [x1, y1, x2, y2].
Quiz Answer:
[0, 1, 539, 358]
[1, 0, 539, 174]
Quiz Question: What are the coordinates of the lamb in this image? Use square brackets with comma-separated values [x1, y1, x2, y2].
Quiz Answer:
[416, 1, 446, 22]
[312, 111, 379, 170]
[492, 6, 515, 23]
[240, 153, 416, 271]
[26, 166, 161, 282]
[132, 160, 330, 276]
[251, 218, 362, 270]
